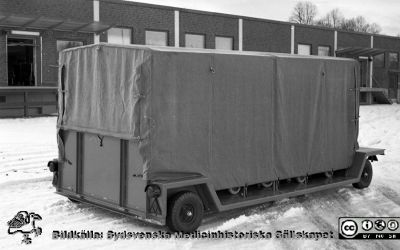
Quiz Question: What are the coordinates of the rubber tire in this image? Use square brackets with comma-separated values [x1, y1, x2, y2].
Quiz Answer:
[324, 171, 333, 178]
[261, 181, 273, 188]
[166, 192, 204, 232]
[296, 176, 306, 183]
[353, 160, 373, 189]
[228, 187, 241, 195]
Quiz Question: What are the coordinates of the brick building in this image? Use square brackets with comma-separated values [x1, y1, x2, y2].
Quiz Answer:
[0, 0, 399, 117]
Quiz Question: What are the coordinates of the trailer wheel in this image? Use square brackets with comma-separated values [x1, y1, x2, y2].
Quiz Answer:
[296, 176, 306, 183]
[166, 192, 204, 232]
[228, 187, 241, 195]
[353, 160, 373, 189]
[261, 182, 273, 188]
[324, 171, 333, 178]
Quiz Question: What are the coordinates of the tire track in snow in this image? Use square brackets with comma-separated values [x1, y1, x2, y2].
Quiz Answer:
[376, 185, 400, 207]
[0, 153, 56, 163]
[299, 188, 399, 250]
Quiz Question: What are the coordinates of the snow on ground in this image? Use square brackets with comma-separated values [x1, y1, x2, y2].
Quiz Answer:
[1, 105, 400, 250]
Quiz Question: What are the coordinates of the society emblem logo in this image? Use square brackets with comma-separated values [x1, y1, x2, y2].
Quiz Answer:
[7, 211, 42, 244]
[340, 220, 358, 238]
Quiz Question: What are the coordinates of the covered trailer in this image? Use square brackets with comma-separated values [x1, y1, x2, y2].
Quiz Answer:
[48, 44, 384, 232]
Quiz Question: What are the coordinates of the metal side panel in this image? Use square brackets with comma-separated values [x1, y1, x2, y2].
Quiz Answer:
[125, 141, 147, 213]
[59, 130, 77, 192]
[82, 133, 121, 204]
[153, 168, 366, 216]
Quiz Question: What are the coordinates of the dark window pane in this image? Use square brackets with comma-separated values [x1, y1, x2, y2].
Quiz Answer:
[373, 53, 385, 68]
[57, 40, 83, 52]
[318, 46, 330, 56]
[389, 52, 399, 69]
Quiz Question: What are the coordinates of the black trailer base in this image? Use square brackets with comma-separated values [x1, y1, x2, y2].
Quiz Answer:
[49, 146, 384, 231]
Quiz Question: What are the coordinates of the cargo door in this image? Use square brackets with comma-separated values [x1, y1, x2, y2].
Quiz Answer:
[211, 54, 275, 190]
[81, 133, 121, 204]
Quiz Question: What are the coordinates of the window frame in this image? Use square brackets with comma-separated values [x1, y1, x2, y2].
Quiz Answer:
[7, 35, 39, 87]
[107, 26, 133, 45]
[145, 29, 169, 46]
[373, 53, 385, 68]
[56, 39, 84, 52]
[317, 45, 331, 57]
[215, 35, 234, 50]
[184, 33, 206, 49]
[297, 43, 312, 55]
[388, 51, 399, 69]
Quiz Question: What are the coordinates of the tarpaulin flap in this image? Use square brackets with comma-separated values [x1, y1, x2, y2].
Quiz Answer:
[58, 45, 152, 140]
[273, 58, 357, 180]
[59, 44, 358, 191]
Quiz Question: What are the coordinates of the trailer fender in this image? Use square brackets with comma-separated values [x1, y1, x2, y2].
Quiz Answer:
[347, 147, 385, 180]
[149, 176, 222, 222]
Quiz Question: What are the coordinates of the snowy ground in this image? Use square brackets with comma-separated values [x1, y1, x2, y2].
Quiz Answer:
[1, 105, 400, 250]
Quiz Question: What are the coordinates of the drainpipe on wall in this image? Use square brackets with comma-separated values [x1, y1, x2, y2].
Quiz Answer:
[93, 0, 100, 44]
[334, 30, 337, 57]
[174, 10, 179, 47]
[290, 25, 295, 54]
[238, 19, 243, 51]
[370, 35, 374, 88]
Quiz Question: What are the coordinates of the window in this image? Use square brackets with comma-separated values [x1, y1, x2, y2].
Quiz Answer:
[107, 27, 131, 45]
[185, 34, 205, 49]
[215, 36, 233, 50]
[7, 38, 36, 86]
[373, 53, 385, 68]
[56, 40, 83, 52]
[298, 44, 311, 55]
[145, 30, 168, 46]
[389, 52, 399, 69]
[318, 46, 330, 56]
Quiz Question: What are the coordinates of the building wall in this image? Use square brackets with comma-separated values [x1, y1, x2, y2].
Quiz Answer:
[179, 11, 238, 49]
[99, 1, 175, 45]
[1, 0, 93, 21]
[0, 0, 93, 87]
[1, 0, 400, 115]
[337, 31, 371, 49]
[42, 31, 93, 86]
[373, 36, 400, 90]
[243, 19, 291, 53]
[294, 26, 334, 55]
[374, 35, 400, 52]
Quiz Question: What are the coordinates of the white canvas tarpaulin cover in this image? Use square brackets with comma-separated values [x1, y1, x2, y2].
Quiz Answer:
[58, 44, 359, 190]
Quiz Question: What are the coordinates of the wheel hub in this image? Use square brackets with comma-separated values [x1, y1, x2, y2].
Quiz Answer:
[180, 204, 195, 223]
